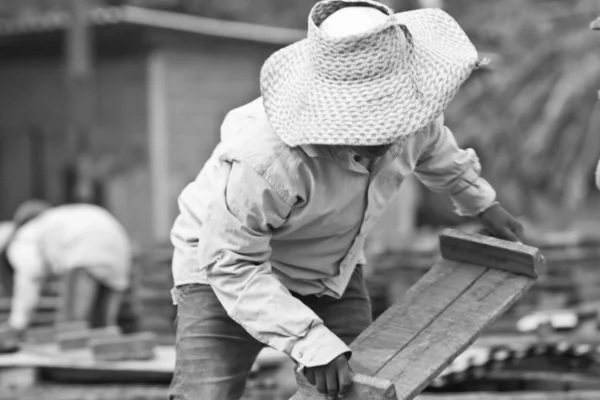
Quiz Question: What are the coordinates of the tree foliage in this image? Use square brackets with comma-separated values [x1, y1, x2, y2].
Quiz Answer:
[440, 0, 600, 220]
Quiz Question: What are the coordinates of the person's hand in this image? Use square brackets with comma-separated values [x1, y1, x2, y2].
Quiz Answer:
[304, 353, 353, 399]
[478, 202, 524, 243]
[0, 323, 23, 354]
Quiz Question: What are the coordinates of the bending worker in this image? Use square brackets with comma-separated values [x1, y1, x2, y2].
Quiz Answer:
[0, 200, 132, 352]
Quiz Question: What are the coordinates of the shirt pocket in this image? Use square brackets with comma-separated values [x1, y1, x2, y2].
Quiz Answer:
[369, 160, 410, 212]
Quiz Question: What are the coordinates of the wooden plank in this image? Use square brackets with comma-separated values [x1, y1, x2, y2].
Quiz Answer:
[57, 326, 121, 351]
[91, 332, 157, 362]
[377, 269, 534, 397]
[350, 261, 488, 373]
[439, 229, 543, 278]
[290, 232, 541, 400]
[24, 320, 89, 345]
[0, 345, 287, 373]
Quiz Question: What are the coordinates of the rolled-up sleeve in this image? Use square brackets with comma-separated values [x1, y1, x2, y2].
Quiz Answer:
[194, 160, 350, 368]
[413, 114, 497, 216]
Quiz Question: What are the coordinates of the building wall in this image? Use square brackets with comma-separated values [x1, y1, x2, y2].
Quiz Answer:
[0, 53, 153, 247]
[96, 54, 154, 247]
[154, 38, 281, 240]
[0, 58, 67, 219]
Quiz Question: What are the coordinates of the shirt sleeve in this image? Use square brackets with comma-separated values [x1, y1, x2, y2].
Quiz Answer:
[413, 114, 497, 216]
[6, 236, 45, 330]
[194, 160, 351, 368]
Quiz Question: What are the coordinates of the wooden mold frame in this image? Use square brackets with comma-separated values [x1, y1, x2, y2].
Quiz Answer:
[291, 229, 545, 400]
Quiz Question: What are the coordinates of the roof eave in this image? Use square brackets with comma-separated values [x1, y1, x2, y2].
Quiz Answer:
[0, 6, 306, 45]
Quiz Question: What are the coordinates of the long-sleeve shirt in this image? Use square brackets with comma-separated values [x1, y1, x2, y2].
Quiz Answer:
[170, 97, 496, 369]
[6, 204, 132, 330]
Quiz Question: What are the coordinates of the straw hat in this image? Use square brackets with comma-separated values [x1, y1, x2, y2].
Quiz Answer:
[13, 199, 51, 227]
[260, 0, 484, 147]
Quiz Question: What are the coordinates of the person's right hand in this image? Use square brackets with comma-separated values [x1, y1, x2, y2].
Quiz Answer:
[304, 353, 353, 399]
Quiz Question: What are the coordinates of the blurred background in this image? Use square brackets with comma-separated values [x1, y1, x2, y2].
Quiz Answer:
[2, 0, 600, 399]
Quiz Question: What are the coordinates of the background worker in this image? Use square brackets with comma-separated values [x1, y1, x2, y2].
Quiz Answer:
[0, 200, 132, 353]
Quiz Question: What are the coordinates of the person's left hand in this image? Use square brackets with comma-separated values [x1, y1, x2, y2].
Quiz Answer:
[0, 323, 23, 354]
[478, 203, 524, 243]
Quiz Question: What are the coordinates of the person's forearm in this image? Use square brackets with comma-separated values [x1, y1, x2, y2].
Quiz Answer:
[448, 174, 497, 217]
[207, 255, 350, 368]
[8, 274, 42, 331]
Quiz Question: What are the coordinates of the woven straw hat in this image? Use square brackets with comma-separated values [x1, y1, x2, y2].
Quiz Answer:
[260, 0, 484, 147]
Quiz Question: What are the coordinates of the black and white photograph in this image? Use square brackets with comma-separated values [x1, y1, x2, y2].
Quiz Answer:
[1, 1, 600, 399]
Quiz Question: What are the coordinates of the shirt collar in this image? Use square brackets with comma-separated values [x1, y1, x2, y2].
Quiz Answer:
[299, 145, 336, 160]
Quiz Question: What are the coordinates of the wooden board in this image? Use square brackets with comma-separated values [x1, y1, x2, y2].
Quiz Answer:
[291, 230, 543, 400]
[0, 344, 288, 385]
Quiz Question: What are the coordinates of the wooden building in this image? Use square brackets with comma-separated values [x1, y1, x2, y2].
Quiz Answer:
[0, 6, 303, 246]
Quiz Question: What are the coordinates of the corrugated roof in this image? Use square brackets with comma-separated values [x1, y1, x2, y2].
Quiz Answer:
[591, 17, 600, 30]
[0, 6, 306, 45]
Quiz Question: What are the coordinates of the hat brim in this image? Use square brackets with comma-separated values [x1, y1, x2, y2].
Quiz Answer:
[260, 8, 479, 147]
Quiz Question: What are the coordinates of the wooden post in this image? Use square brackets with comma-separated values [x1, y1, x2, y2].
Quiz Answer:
[64, 0, 98, 205]
[291, 230, 543, 400]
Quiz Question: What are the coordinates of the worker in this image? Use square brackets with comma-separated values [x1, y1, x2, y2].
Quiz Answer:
[169, 1, 525, 399]
[0, 200, 132, 353]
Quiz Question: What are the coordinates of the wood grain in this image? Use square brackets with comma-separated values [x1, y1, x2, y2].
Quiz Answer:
[290, 232, 540, 400]
[439, 229, 544, 278]
[350, 261, 488, 373]
[378, 269, 534, 398]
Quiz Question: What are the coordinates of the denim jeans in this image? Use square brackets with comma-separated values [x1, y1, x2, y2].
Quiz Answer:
[169, 266, 372, 400]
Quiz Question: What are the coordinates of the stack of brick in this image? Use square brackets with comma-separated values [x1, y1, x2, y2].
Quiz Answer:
[133, 243, 176, 338]
[24, 321, 158, 362]
[0, 268, 139, 332]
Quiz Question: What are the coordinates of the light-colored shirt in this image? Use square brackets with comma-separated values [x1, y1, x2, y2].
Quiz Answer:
[170, 98, 496, 368]
[6, 204, 132, 330]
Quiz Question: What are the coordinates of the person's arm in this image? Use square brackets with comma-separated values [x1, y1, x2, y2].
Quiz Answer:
[6, 239, 45, 331]
[413, 114, 523, 241]
[413, 114, 496, 216]
[178, 160, 350, 369]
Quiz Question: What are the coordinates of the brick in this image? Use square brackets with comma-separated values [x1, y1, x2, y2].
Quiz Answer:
[91, 332, 157, 362]
[57, 326, 122, 351]
[24, 326, 57, 345]
[55, 320, 89, 334]
[24, 320, 89, 345]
